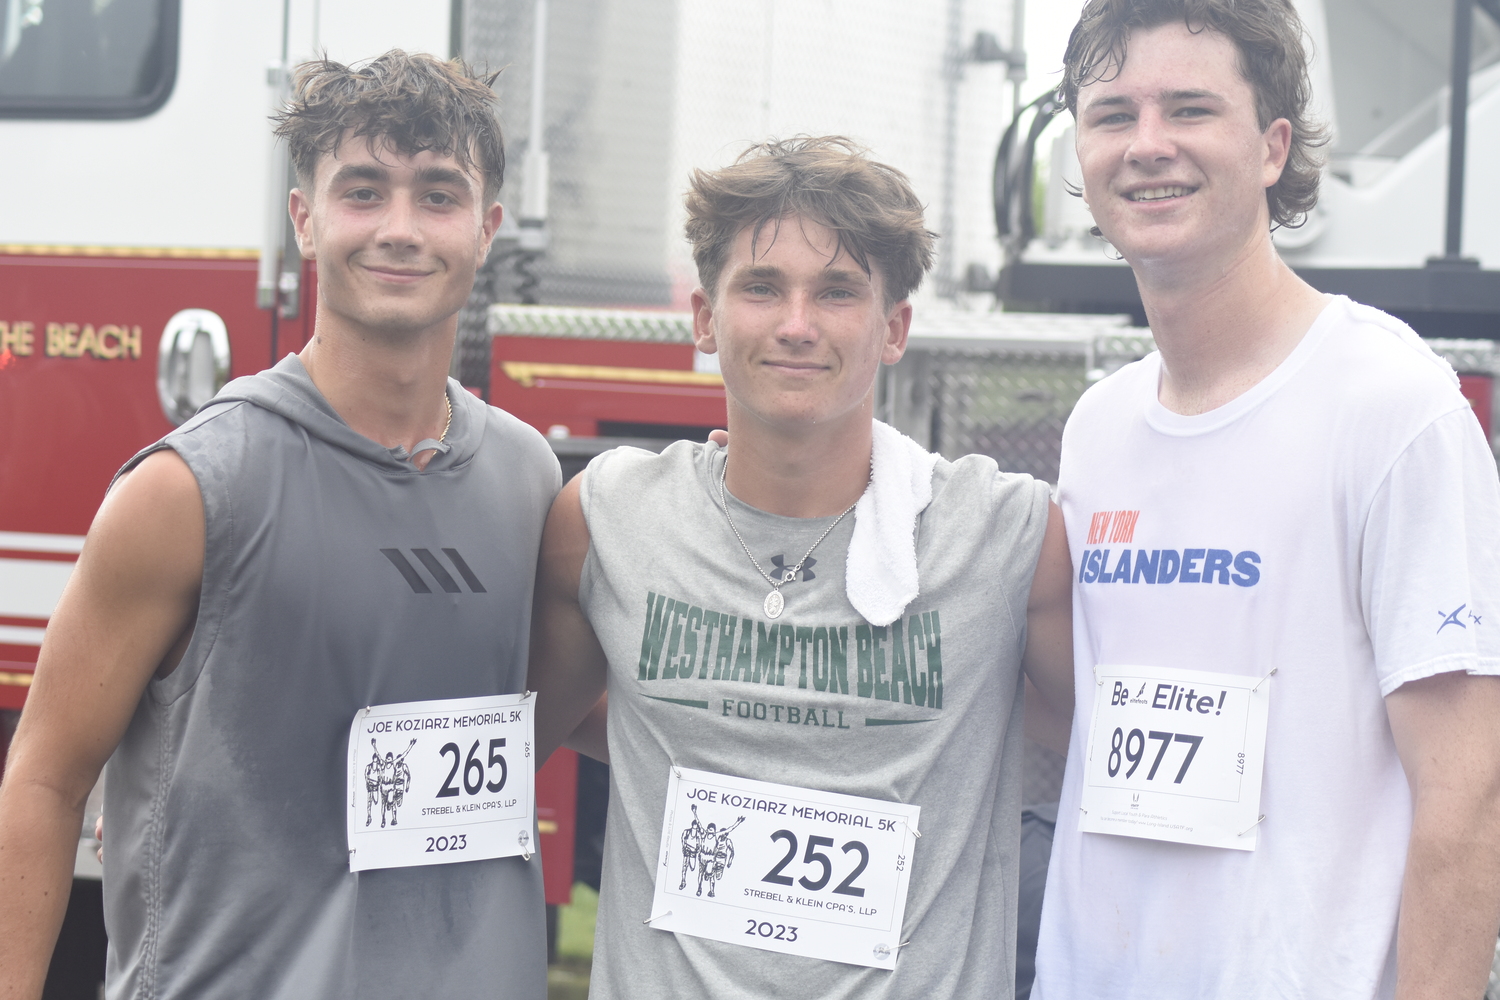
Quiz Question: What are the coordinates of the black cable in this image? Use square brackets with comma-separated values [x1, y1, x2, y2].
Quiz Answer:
[993, 90, 1064, 254]
[513, 251, 541, 305]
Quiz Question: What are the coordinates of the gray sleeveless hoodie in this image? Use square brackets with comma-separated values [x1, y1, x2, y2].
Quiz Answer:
[102, 355, 560, 1000]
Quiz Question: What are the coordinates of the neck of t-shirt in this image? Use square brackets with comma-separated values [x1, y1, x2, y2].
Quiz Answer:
[1142, 296, 1341, 436]
[1141, 255, 1329, 417]
[720, 407, 873, 519]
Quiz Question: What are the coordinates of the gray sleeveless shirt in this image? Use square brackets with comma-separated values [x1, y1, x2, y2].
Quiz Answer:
[579, 440, 1050, 999]
[102, 355, 560, 1000]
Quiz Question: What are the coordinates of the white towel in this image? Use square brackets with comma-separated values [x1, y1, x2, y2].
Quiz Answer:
[845, 420, 940, 626]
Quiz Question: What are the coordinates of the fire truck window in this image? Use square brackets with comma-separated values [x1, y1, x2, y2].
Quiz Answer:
[0, 0, 178, 118]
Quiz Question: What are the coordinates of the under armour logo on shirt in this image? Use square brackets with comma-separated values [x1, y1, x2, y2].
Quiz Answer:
[768, 554, 816, 583]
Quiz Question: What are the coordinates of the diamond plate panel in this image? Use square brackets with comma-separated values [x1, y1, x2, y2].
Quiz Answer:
[921, 348, 1087, 483]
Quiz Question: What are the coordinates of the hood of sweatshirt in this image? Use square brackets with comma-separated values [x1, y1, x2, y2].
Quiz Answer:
[207, 353, 485, 474]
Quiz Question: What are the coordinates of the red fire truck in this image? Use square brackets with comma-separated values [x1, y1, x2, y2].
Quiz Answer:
[12, 4, 1493, 996]
[0, 0, 721, 990]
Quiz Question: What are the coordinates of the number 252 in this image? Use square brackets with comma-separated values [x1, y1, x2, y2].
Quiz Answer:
[762, 831, 868, 896]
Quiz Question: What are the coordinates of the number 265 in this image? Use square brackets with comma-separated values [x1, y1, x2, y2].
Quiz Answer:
[437, 738, 508, 798]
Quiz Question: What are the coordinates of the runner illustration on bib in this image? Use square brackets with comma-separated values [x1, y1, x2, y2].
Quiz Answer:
[367, 738, 416, 828]
[679, 805, 744, 897]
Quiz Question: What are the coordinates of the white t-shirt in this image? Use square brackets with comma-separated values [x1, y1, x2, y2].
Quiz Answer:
[1035, 296, 1500, 1000]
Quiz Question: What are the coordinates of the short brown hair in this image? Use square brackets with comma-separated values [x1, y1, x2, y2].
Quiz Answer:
[1061, 0, 1327, 229]
[274, 50, 506, 205]
[684, 137, 937, 306]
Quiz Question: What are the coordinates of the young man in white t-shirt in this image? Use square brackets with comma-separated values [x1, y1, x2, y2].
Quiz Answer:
[1034, 2, 1500, 998]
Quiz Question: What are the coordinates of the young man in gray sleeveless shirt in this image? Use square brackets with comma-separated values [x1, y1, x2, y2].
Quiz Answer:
[529, 137, 1075, 999]
[0, 54, 558, 999]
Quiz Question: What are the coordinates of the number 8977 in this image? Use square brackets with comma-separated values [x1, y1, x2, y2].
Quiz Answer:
[1106, 728, 1203, 783]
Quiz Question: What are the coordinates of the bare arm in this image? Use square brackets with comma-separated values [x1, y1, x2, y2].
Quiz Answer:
[0, 450, 203, 1000]
[527, 475, 610, 767]
[1386, 671, 1500, 1000]
[1021, 501, 1075, 758]
[564, 695, 610, 764]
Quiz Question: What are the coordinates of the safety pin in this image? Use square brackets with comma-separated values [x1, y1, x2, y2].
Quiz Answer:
[643, 910, 673, 925]
[1252, 668, 1278, 693]
[673, 767, 683, 779]
[523, 690, 535, 700]
[1238, 815, 1266, 837]
[522, 848, 533, 861]
[898, 939, 912, 949]
[904, 818, 922, 838]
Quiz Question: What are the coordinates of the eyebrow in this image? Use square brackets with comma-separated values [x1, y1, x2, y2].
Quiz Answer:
[328, 163, 389, 185]
[326, 163, 473, 188]
[1164, 88, 1224, 102]
[1084, 88, 1226, 113]
[735, 264, 871, 285]
[822, 267, 871, 286]
[414, 165, 472, 187]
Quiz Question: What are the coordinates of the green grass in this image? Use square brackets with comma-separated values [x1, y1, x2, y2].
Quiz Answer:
[547, 964, 590, 1000]
[557, 882, 598, 961]
[548, 883, 598, 999]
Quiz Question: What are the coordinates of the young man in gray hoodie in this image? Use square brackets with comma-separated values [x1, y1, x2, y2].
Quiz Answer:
[0, 52, 558, 1000]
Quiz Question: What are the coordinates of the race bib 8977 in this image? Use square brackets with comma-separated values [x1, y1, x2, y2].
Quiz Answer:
[1079, 665, 1270, 851]
[345, 692, 534, 872]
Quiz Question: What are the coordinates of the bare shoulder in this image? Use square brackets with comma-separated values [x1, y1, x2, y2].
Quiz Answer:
[91, 448, 205, 585]
[544, 473, 589, 549]
[17, 449, 206, 783]
[110, 447, 199, 506]
[537, 474, 592, 600]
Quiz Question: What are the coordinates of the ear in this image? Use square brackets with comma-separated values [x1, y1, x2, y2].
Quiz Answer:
[1261, 117, 1292, 188]
[477, 201, 505, 263]
[881, 299, 913, 366]
[1074, 126, 1094, 213]
[691, 287, 718, 355]
[289, 188, 315, 261]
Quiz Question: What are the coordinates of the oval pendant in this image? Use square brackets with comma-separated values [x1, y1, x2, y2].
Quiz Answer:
[764, 589, 785, 619]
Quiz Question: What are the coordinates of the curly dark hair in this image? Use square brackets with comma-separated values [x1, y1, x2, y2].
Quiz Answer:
[274, 50, 506, 205]
[684, 136, 937, 307]
[1061, 0, 1328, 229]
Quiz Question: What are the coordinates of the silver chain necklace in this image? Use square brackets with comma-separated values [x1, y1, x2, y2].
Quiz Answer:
[718, 456, 864, 620]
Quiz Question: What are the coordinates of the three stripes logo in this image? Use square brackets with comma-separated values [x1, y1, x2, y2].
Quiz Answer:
[1087, 510, 1140, 546]
[381, 548, 487, 594]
